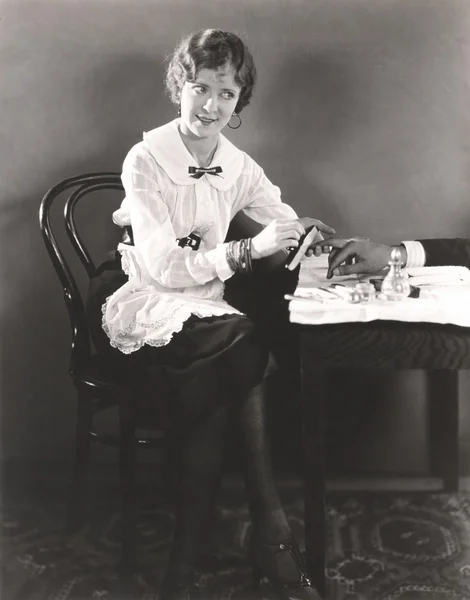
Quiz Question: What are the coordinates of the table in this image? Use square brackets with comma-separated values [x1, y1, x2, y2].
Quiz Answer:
[294, 314, 470, 597]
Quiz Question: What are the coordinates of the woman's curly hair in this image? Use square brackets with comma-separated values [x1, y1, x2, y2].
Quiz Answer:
[165, 29, 257, 114]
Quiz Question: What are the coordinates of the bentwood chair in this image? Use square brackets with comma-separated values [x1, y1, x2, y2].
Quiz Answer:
[39, 171, 302, 586]
[39, 172, 173, 579]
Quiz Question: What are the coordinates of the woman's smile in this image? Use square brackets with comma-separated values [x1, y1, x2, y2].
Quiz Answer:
[196, 114, 218, 126]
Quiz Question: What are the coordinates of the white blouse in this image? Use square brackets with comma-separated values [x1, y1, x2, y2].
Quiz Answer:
[103, 118, 298, 354]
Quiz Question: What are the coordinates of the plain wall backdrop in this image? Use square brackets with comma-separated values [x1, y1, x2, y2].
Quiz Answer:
[1, 0, 470, 475]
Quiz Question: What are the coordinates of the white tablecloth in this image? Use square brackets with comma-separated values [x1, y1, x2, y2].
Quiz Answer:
[289, 255, 470, 327]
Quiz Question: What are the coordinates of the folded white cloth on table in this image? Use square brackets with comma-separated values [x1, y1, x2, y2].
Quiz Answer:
[290, 259, 470, 327]
[404, 266, 470, 286]
[288, 293, 470, 327]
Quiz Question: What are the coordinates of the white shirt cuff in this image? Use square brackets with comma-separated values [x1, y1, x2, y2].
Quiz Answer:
[213, 243, 235, 282]
[401, 241, 426, 268]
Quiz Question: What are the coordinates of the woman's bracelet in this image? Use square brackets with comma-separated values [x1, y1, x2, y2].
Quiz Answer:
[246, 237, 253, 273]
[226, 240, 239, 272]
[225, 239, 253, 274]
[239, 238, 252, 274]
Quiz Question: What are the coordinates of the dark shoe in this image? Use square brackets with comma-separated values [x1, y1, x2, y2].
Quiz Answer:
[251, 537, 323, 600]
[158, 580, 201, 600]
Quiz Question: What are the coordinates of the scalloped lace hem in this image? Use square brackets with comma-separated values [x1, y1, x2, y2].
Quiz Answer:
[101, 298, 243, 355]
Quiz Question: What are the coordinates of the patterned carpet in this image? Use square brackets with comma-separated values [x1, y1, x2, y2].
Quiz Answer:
[1, 479, 470, 600]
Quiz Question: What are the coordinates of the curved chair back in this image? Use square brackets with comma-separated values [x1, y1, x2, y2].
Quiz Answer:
[39, 173, 123, 373]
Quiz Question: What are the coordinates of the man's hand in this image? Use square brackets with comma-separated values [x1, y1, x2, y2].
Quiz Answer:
[310, 237, 407, 279]
[297, 217, 335, 257]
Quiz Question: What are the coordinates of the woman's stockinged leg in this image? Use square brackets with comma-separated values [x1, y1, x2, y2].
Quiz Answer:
[237, 378, 291, 543]
[238, 378, 322, 598]
[160, 402, 230, 593]
[238, 379, 299, 583]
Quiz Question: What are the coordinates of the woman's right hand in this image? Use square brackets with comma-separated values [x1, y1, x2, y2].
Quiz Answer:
[251, 219, 305, 259]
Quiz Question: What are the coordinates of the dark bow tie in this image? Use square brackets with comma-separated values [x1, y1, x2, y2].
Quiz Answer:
[188, 166, 223, 179]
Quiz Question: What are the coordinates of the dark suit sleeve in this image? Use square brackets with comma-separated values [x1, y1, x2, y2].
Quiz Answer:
[417, 238, 470, 268]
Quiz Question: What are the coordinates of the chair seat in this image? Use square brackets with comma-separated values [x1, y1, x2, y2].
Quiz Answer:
[73, 353, 172, 428]
[75, 352, 168, 386]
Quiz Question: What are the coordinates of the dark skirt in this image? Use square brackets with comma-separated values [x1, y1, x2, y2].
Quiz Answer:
[86, 251, 299, 425]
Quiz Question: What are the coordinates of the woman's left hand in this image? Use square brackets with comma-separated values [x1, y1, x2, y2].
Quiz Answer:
[297, 217, 335, 257]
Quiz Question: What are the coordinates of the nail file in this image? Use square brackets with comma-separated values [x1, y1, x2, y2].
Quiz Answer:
[285, 226, 319, 271]
[318, 286, 346, 300]
[284, 293, 327, 303]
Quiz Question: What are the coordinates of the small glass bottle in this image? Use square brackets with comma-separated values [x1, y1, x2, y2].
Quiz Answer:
[381, 248, 411, 301]
[355, 281, 376, 302]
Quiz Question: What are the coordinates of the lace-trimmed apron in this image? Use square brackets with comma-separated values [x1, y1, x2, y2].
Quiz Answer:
[86, 250, 300, 425]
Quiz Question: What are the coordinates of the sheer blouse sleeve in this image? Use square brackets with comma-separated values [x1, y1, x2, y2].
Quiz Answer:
[241, 159, 298, 224]
[121, 147, 234, 288]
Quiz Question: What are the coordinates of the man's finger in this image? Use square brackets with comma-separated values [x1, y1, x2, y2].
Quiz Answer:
[328, 263, 364, 278]
[327, 242, 358, 274]
[311, 236, 348, 249]
[328, 247, 341, 266]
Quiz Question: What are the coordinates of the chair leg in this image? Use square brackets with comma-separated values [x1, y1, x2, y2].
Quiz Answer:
[118, 396, 138, 582]
[427, 370, 460, 492]
[67, 391, 93, 534]
[301, 363, 327, 598]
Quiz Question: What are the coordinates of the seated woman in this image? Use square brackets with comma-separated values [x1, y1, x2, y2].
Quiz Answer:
[87, 29, 333, 600]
